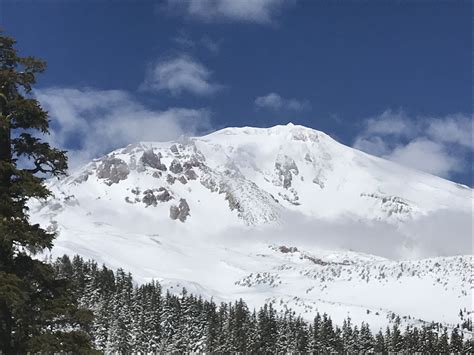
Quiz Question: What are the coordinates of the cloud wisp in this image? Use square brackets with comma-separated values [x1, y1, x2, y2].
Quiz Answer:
[255, 92, 310, 111]
[35, 87, 211, 169]
[354, 109, 473, 179]
[141, 55, 222, 96]
[164, 0, 292, 25]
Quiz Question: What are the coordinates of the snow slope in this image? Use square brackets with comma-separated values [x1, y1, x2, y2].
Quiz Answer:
[29, 124, 473, 330]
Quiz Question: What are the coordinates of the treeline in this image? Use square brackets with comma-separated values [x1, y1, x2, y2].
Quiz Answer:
[51, 255, 473, 353]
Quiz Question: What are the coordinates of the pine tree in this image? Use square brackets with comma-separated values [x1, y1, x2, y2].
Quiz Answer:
[374, 330, 386, 353]
[0, 32, 93, 352]
[450, 327, 464, 353]
[437, 327, 449, 353]
[359, 322, 374, 352]
[390, 322, 403, 352]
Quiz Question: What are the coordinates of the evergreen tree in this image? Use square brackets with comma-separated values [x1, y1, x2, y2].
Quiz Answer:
[450, 327, 464, 353]
[374, 329, 386, 353]
[45, 253, 474, 353]
[437, 327, 450, 353]
[0, 32, 92, 352]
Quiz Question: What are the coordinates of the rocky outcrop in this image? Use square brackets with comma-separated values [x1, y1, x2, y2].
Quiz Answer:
[97, 157, 130, 185]
[167, 174, 176, 185]
[184, 168, 198, 180]
[169, 198, 190, 222]
[274, 155, 299, 189]
[142, 188, 173, 207]
[169, 159, 183, 174]
[140, 149, 167, 171]
[170, 144, 179, 155]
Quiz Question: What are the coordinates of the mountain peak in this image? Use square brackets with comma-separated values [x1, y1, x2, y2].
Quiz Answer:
[29, 121, 472, 330]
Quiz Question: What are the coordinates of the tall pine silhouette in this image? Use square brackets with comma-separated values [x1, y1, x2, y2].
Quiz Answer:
[0, 32, 93, 352]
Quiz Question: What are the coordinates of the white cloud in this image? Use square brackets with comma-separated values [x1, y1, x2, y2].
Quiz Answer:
[353, 136, 390, 156]
[173, 32, 222, 54]
[426, 114, 473, 149]
[364, 109, 412, 136]
[165, 0, 290, 24]
[35, 87, 211, 168]
[255, 92, 310, 111]
[141, 55, 222, 96]
[354, 110, 473, 179]
[386, 139, 461, 177]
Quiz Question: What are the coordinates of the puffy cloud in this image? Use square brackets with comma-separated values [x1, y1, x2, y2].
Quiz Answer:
[353, 136, 390, 156]
[35, 87, 211, 168]
[354, 109, 473, 179]
[386, 139, 462, 177]
[255, 92, 310, 111]
[364, 109, 412, 136]
[141, 55, 222, 96]
[426, 114, 473, 149]
[165, 0, 291, 24]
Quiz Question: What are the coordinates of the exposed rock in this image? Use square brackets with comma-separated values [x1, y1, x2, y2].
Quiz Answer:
[97, 157, 130, 185]
[304, 153, 312, 162]
[169, 205, 180, 220]
[73, 170, 92, 184]
[184, 168, 198, 180]
[142, 189, 158, 207]
[142, 187, 173, 206]
[274, 155, 299, 189]
[156, 187, 173, 202]
[200, 173, 218, 192]
[279, 245, 299, 253]
[224, 191, 242, 212]
[140, 149, 167, 171]
[178, 176, 188, 184]
[183, 155, 203, 169]
[169, 198, 190, 222]
[152, 171, 162, 178]
[178, 198, 190, 222]
[170, 144, 179, 155]
[169, 159, 183, 174]
[167, 174, 176, 185]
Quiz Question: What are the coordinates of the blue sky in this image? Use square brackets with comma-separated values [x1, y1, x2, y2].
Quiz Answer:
[1, 0, 472, 185]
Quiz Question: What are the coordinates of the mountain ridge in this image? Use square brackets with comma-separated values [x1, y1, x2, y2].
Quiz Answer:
[30, 123, 472, 329]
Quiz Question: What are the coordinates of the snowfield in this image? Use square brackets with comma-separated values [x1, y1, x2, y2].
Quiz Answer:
[30, 124, 473, 331]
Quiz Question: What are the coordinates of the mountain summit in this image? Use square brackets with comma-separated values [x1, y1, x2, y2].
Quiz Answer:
[30, 124, 472, 329]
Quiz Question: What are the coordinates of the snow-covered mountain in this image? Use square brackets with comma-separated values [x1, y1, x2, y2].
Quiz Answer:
[30, 124, 473, 331]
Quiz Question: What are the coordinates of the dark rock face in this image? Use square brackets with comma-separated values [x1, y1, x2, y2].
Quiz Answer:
[169, 198, 190, 222]
[170, 144, 179, 155]
[142, 189, 158, 207]
[169, 159, 183, 174]
[167, 174, 176, 185]
[140, 149, 167, 171]
[183, 155, 203, 170]
[142, 187, 173, 206]
[184, 168, 198, 180]
[178, 176, 188, 184]
[275, 155, 299, 189]
[169, 205, 180, 220]
[178, 199, 190, 221]
[156, 187, 172, 202]
[97, 157, 130, 185]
